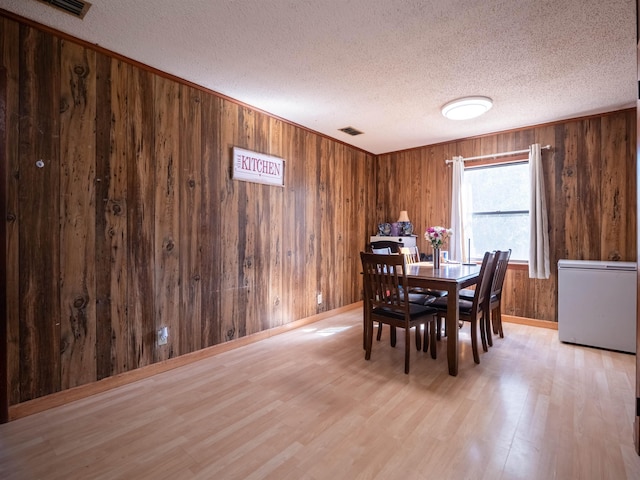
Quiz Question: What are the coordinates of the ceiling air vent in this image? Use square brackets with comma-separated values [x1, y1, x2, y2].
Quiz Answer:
[36, 0, 92, 19]
[339, 126, 364, 136]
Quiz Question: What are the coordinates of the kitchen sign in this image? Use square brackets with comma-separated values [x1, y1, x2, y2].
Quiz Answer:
[232, 147, 285, 187]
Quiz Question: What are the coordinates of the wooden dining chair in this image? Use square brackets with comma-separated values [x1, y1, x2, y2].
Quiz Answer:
[431, 251, 496, 364]
[360, 252, 439, 373]
[368, 245, 432, 343]
[458, 249, 511, 347]
[399, 246, 437, 305]
[399, 245, 420, 264]
[369, 240, 402, 253]
[400, 246, 448, 301]
[485, 249, 511, 345]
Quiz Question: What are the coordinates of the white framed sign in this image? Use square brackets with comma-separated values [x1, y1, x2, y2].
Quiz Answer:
[232, 147, 285, 187]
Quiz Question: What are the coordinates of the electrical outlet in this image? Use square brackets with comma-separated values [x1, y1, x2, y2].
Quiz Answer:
[317, 293, 322, 305]
[157, 326, 168, 346]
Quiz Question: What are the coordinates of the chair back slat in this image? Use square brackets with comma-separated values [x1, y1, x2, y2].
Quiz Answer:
[490, 249, 511, 298]
[471, 251, 497, 314]
[360, 252, 409, 315]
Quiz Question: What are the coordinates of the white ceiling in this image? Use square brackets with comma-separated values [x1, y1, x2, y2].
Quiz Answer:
[0, 0, 636, 155]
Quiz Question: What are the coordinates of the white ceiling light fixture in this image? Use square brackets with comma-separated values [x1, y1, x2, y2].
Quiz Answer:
[441, 96, 493, 120]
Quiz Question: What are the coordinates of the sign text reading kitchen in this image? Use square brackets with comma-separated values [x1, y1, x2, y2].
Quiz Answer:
[232, 147, 285, 187]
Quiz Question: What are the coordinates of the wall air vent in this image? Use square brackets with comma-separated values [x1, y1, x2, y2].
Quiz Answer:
[35, 0, 92, 19]
[339, 126, 364, 136]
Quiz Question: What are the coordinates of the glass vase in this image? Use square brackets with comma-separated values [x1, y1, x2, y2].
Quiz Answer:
[433, 247, 440, 269]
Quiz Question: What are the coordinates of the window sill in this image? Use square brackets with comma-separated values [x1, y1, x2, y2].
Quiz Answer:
[468, 260, 529, 271]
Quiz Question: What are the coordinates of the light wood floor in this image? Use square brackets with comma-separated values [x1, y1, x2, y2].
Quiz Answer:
[1, 308, 640, 479]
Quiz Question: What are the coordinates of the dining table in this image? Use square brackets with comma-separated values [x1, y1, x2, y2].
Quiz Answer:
[405, 261, 481, 376]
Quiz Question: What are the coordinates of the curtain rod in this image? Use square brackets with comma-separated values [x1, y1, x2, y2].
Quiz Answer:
[445, 144, 552, 164]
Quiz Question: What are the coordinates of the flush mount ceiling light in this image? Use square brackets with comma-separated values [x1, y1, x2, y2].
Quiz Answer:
[441, 96, 493, 120]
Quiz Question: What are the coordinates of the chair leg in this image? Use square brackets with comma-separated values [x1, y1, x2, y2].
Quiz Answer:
[429, 319, 437, 359]
[390, 326, 397, 347]
[376, 322, 383, 341]
[479, 313, 488, 353]
[365, 319, 374, 360]
[363, 310, 368, 349]
[470, 319, 480, 364]
[496, 304, 504, 338]
[423, 323, 429, 353]
[485, 306, 493, 347]
[404, 326, 411, 374]
[436, 315, 448, 339]
[415, 325, 422, 351]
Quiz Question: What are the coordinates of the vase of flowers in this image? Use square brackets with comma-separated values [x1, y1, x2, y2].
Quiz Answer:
[425, 226, 453, 269]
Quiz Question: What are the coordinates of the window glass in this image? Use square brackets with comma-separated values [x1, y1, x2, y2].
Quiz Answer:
[464, 162, 529, 261]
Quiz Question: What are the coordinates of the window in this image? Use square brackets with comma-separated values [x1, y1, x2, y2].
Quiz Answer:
[464, 161, 529, 261]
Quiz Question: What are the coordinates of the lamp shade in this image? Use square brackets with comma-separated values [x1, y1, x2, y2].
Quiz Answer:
[398, 210, 410, 222]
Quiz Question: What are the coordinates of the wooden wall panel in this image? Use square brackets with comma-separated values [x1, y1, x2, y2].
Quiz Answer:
[18, 25, 61, 401]
[153, 76, 181, 362]
[219, 100, 241, 342]
[199, 93, 221, 348]
[0, 56, 8, 424]
[1, 17, 21, 406]
[100, 58, 129, 376]
[601, 112, 636, 261]
[59, 40, 97, 388]
[234, 105, 251, 339]
[266, 117, 284, 328]
[375, 111, 637, 321]
[254, 113, 274, 333]
[284, 126, 305, 322]
[126, 66, 155, 369]
[179, 84, 202, 355]
[318, 138, 334, 309]
[304, 132, 320, 319]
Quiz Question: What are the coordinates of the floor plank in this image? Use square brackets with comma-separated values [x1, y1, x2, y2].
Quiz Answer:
[1, 309, 639, 479]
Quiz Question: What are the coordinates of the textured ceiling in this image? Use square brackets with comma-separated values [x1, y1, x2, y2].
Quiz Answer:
[0, 0, 636, 154]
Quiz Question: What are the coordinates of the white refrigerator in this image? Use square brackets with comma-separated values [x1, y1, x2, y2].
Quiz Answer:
[557, 259, 637, 353]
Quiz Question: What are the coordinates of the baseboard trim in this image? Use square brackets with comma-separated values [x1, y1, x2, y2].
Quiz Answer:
[503, 314, 558, 330]
[8, 302, 362, 421]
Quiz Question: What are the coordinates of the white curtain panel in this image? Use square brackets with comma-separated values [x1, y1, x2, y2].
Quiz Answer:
[528, 143, 550, 279]
[450, 156, 465, 262]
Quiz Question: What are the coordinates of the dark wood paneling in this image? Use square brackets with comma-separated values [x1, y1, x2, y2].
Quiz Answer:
[1, 16, 20, 413]
[1, 63, 7, 423]
[18, 25, 61, 401]
[374, 110, 637, 321]
[1, 16, 374, 405]
[95, 57, 130, 378]
[601, 112, 636, 260]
